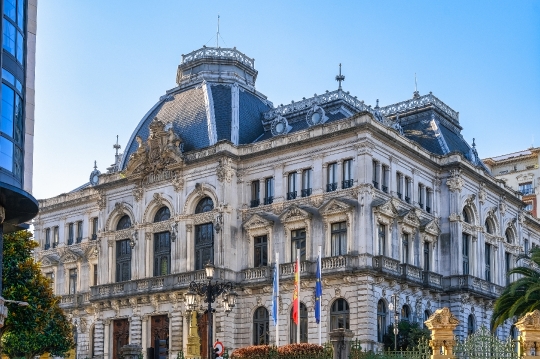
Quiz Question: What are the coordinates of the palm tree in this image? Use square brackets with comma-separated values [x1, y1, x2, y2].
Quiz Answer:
[492, 247, 540, 329]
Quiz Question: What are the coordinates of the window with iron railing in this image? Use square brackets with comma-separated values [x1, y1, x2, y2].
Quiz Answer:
[405, 177, 411, 203]
[327, 163, 338, 192]
[418, 184, 424, 209]
[53, 226, 59, 248]
[519, 182, 534, 195]
[68, 223, 74, 245]
[287, 172, 297, 200]
[76, 221, 83, 243]
[301, 169, 312, 197]
[426, 188, 432, 213]
[485, 243, 491, 282]
[396, 173, 403, 199]
[45, 228, 51, 249]
[342, 159, 353, 189]
[372, 160, 379, 189]
[264, 177, 274, 205]
[381, 165, 389, 193]
[463, 234, 470, 275]
[251, 180, 260, 207]
[91, 217, 98, 240]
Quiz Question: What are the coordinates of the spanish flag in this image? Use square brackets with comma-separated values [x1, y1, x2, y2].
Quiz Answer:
[292, 255, 300, 325]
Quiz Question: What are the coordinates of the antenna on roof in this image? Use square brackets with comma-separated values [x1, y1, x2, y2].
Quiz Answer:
[413, 73, 420, 98]
[217, 15, 220, 48]
[113, 135, 121, 166]
[335, 63, 345, 90]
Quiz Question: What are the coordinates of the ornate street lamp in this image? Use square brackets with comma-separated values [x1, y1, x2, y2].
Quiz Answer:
[188, 263, 236, 359]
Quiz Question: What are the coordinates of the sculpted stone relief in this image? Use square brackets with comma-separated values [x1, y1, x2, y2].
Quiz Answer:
[446, 169, 464, 192]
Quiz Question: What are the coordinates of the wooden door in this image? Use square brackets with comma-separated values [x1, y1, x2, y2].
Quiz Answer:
[151, 315, 170, 345]
[112, 319, 129, 359]
[198, 312, 208, 359]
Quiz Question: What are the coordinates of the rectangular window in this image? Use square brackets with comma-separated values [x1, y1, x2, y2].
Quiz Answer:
[154, 231, 171, 276]
[45, 272, 54, 291]
[69, 268, 77, 294]
[423, 242, 430, 271]
[372, 161, 379, 189]
[519, 182, 534, 195]
[291, 228, 306, 261]
[418, 184, 424, 209]
[396, 173, 403, 199]
[331, 222, 347, 256]
[15, 30, 23, 63]
[195, 223, 214, 270]
[76, 221, 83, 243]
[116, 239, 132, 282]
[505, 252, 512, 285]
[45, 228, 51, 249]
[91, 217, 98, 240]
[254, 235, 268, 267]
[0, 136, 13, 172]
[264, 177, 274, 205]
[327, 163, 337, 192]
[251, 180, 260, 207]
[426, 189, 432, 213]
[463, 234, 469, 275]
[68, 223, 74, 245]
[287, 172, 297, 200]
[2, 19, 16, 57]
[301, 169, 312, 197]
[405, 177, 411, 203]
[525, 202, 533, 212]
[16, 0, 23, 29]
[93, 264, 98, 286]
[381, 165, 389, 193]
[378, 224, 386, 256]
[524, 239, 529, 255]
[342, 159, 353, 189]
[53, 226, 59, 247]
[485, 243, 491, 282]
[4, 0, 16, 21]
[1, 83, 14, 137]
[402, 233, 409, 264]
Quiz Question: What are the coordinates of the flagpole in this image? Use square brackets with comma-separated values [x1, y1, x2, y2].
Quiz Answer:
[318, 245, 322, 346]
[297, 247, 300, 344]
[276, 252, 279, 347]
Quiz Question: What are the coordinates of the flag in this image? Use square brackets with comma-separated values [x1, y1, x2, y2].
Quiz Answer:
[315, 252, 322, 324]
[272, 260, 279, 326]
[292, 256, 300, 325]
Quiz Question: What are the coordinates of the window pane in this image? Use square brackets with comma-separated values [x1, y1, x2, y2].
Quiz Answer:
[4, 0, 16, 21]
[17, 0, 24, 29]
[2, 84, 14, 137]
[0, 136, 13, 171]
[3, 19, 16, 56]
[16, 30, 23, 64]
[2, 69, 15, 85]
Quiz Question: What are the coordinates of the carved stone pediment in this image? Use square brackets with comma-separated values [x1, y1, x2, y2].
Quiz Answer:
[319, 198, 353, 216]
[40, 255, 59, 267]
[422, 218, 441, 237]
[280, 205, 312, 223]
[515, 309, 540, 331]
[124, 117, 184, 178]
[60, 248, 81, 264]
[374, 199, 398, 222]
[243, 214, 274, 232]
[399, 209, 421, 229]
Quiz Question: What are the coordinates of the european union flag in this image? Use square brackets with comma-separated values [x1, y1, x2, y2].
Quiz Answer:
[315, 255, 322, 324]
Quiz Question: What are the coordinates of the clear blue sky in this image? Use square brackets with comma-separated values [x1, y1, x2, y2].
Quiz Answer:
[33, 1, 540, 199]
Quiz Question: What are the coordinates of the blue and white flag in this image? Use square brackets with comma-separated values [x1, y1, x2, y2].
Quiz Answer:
[315, 250, 322, 324]
[272, 253, 279, 326]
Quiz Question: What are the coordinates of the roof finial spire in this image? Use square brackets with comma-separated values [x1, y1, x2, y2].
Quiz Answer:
[335, 63, 345, 90]
[413, 73, 420, 98]
[472, 138, 476, 148]
[113, 135, 121, 156]
[217, 15, 220, 48]
[375, 99, 380, 109]
[93, 160, 97, 170]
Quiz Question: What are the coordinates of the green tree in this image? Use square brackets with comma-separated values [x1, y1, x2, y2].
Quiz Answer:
[492, 246, 540, 329]
[383, 320, 430, 351]
[0, 230, 74, 358]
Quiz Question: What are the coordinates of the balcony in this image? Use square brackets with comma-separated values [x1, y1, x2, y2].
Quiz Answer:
[67, 238, 74, 245]
[301, 188, 312, 197]
[321, 255, 355, 272]
[372, 181, 379, 189]
[442, 275, 503, 299]
[382, 185, 388, 193]
[405, 196, 410, 204]
[426, 206, 431, 213]
[52, 242, 59, 248]
[423, 271, 443, 290]
[372, 255, 401, 277]
[400, 263, 424, 285]
[326, 183, 337, 192]
[59, 292, 91, 308]
[250, 199, 260, 208]
[76, 237, 83, 244]
[242, 266, 271, 282]
[342, 179, 354, 189]
[44, 243, 51, 250]
[264, 196, 274, 205]
[397, 192, 402, 199]
[91, 234, 97, 241]
[287, 191, 297, 200]
[419, 202, 424, 209]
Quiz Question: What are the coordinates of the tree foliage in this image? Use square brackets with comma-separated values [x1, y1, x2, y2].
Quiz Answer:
[0, 230, 74, 359]
[383, 320, 430, 351]
[492, 246, 540, 329]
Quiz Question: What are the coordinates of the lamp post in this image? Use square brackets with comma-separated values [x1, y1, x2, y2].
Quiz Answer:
[388, 295, 399, 351]
[185, 263, 237, 359]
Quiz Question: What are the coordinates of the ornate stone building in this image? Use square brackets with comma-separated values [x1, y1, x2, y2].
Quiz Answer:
[33, 46, 540, 359]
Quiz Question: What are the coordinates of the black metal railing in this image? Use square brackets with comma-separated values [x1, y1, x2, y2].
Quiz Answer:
[405, 196, 410, 203]
[372, 180, 379, 189]
[250, 199, 260, 208]
[67, 238, 74, 245]
[397, 192, 402, 199]
[301, 188, 312, 197]
[76, 237, 83, 244]
[287, 191, 297, 200]
[53, 242, 59, 248]
[426, 206, 431, 213]
[44, 243, 51, 250]
[326, 183, 337, 192]
[342, 179, 354, 189]
[382, 185, 388, 193]
[264, 196, 273, 205]
[419, 202, 424, 209]
[91, 234, 97, 241]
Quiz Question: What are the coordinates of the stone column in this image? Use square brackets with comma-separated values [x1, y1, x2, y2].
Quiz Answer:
[329, 328, 355, 359]
[145, 232, 152, 277]
[108, 239, 114, 283]
[170, 308, 184, 358]
[130, 314, 142, 346]
[424, 307, 459, 359]
[94, 319, 105, 359]
[142, 315, 149, 358]
[515, 310, 540, 358]
[103, 319, 111, 359]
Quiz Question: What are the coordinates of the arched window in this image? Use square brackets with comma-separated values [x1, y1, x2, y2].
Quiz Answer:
[467, 314, 475, 335]
[462, 208, 470, 223]
[401, 305, 412, 322]
[505, 228, 514, 244]
[330, 299, 350, 330]
[195, 197, 214, 214]
[195, 198, 214, 270]
[423, 310, 431, 329]
[377, 300, 387, 342]
[253, 307, 269, 345]
[116, 215, 131, 230]
[154, 206, 171, 222]
[485, 218, 495, 235]
[154, 206, 171, 276]
[290, 303, 308, 343]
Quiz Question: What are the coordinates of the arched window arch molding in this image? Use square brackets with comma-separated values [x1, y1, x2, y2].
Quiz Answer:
[319, 199, 354, 258]
[243, 214, 275, 267]
[252, 305, 270, 345]
[182, 183, 218, 215]
[377, 297, 388, 343]
[105, 202, 135, 232]
[461, 194, 479, 225]
[328, 297, 351, 330]
[279, 205, 312, 263]
[288, 301, 309, 343]
[143, 193, 175, 224]
[503, 221, 521, 254]
[483, 207, 500, 236]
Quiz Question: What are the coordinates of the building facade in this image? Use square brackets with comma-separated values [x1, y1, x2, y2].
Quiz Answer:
[483, 148, 540, 218]
[33, 47, 540, 359]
